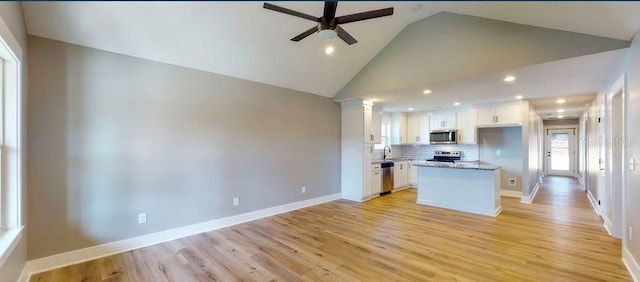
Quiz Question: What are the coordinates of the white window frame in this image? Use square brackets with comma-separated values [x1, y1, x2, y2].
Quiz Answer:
[0, 16, 24, 268]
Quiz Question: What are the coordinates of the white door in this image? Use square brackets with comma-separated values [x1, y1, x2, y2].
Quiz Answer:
[545, 129, 577, 176]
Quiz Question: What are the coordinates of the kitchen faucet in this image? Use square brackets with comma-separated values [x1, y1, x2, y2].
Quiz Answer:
[383, 146, 391, 160]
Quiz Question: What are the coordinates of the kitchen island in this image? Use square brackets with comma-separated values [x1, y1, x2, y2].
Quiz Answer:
[413, 161, 501, 217]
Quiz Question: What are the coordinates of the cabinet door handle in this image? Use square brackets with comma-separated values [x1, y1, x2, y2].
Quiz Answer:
[400, 164, 403, 169]
[459, 134, 462, 141]
[370, 134, 374, 141]
[374, 172, 379, 175]
[416, 136, 419, 142]
[496, 116, 499, 123]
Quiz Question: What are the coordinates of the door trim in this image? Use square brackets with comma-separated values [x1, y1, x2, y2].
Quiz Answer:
[544, 125, 578, 176]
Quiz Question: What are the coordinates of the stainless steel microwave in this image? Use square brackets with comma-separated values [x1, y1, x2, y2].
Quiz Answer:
[430, 129, 458, 144]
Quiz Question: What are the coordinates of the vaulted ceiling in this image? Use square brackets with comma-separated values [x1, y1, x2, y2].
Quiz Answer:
[22, 2, 640, 102]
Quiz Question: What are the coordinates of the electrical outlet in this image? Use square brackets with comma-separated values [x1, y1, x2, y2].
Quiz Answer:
[302, 186, 306, 194]
[138, 213, 147, 224]
[233, 197, 239, 207]
[630, 226, 633, 241]
[508, 178, 516, 186]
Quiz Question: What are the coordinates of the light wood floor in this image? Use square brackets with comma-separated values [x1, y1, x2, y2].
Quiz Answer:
[31, 176, 631, 281]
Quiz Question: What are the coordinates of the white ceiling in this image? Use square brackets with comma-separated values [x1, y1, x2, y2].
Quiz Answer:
[379, 49, 626, 115]
[529, 94, 596, 120]
[22, 2, 640, 99]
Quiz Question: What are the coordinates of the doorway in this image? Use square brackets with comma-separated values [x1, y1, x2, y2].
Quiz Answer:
[545, 128, 577, 176]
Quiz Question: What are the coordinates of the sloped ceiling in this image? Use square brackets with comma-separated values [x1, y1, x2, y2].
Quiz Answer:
[334, 12, 630, 104]
[22, 2, 640, 99]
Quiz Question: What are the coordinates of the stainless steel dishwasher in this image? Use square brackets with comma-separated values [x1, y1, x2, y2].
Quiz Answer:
[381, 161, 394, 195]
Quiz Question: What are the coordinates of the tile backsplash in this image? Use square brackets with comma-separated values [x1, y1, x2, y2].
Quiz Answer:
[373, 144, 479, 162]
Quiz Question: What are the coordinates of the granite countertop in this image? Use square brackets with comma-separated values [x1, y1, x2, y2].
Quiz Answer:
[411, 161, 500, 170]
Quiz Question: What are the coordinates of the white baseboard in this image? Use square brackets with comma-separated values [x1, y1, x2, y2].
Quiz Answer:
[500, 190, 522, 198]
[19, 193, 341, 281]
[604, 218, 613, 236]
[587, 190, 600, 216]
[416, 199, 501, 217]
[577, 175, 585, 187]
[623, 247, 640, 282]
[520, 181, 540, 204]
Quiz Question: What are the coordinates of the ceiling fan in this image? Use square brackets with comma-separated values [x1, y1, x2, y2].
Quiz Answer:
[263, 1, 394, 45]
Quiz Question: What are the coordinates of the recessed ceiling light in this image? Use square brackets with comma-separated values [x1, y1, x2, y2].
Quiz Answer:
[557, 109, 565, 113]
[454, 102, 461, 106]
[408, 108, 414, 111]
[423, 89, 432, 94]
[504, 75, 516, 82]
[556, 99, 566, 104]
[325, 46, 334, 55]
[370, 98, 378, 102]
[514, 95, 524, 99]
[558, 115, 564, 119]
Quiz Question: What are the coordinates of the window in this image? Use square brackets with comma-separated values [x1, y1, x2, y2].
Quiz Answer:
[0, 22, 24, 266]
[374, 115, 391, 150]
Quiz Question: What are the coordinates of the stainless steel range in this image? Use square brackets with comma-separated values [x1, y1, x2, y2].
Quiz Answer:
[426, 150, 461, 163]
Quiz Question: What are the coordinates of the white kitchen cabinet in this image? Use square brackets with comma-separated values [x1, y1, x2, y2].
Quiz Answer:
[340, 100, 377, 202]
[406, 112, 430, 144]
[371, 107, 382, 144]
[475, 102, 522, 127]
[370, 168, 382, 197]
[363, 106, 372, 142]
[408, 162, 418, 186]
[391, 113, 407, 145]
[457, 107, 477, 144]
[430, 110, 457, 130]
[394, 161, 409, 188]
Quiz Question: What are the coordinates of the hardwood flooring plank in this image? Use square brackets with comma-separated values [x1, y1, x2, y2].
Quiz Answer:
[30, 176, 631, 281]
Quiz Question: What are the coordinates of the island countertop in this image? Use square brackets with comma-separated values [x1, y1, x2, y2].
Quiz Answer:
[411, 161, 500, 170]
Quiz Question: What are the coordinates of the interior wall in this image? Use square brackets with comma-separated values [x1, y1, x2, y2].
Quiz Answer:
[527, 106, 543, 196]
[27, 36, 341, 259]
[335, 12, 630, 101]
[478, 127, 523, 192]
[0, 2, 28, 281]
[622, 27, 640, 266]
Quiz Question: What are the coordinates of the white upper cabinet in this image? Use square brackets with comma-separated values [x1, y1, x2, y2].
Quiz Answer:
[457, 107, 477, 144]
[405, 112, 430, 144]
[475, 102, 522, 127]
[371, 107, 382, 144]
[430, 110, 457, 130]
[391, 113, 407, 145]
[363, 106, 373, 143]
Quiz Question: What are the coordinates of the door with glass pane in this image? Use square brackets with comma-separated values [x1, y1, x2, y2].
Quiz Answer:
[546, 129, 577, 176]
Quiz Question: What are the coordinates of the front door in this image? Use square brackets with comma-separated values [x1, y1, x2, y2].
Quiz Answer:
[546, 129, 577, 176]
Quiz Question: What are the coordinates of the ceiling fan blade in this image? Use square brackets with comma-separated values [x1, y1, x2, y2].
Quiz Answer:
[323, 1, 338, 20]
[263, 3, 319, 22]
[291, 26, 319, 42]
[336, 25, 358, 45]
[336, 7, 394, 25]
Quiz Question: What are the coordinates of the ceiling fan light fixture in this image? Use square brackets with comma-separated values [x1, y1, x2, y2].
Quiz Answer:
[325, 46, 335, 55]
[318, 29, 337, 40]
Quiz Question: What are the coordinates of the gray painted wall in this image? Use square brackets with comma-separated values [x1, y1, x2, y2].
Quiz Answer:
[543, 118, 579, 126]
[27, 36, 341, 259]
[478, 127, 523, 192]
[622, 27, 640, 267]
[526, 106, 543, 196]
[335, 12, 630, 100]
[0, 2, 28, 281]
